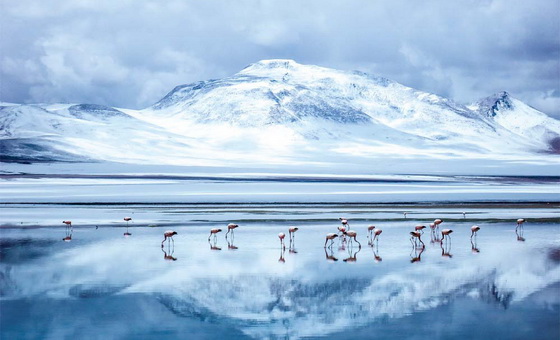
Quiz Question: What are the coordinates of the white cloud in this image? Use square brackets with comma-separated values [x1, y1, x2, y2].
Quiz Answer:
[0, 0, 558, 117]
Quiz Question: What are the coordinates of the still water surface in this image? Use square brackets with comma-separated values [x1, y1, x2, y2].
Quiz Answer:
[1, 204, 559, 339]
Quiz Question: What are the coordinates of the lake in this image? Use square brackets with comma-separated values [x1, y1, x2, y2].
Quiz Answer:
[1, 199, 559, 339]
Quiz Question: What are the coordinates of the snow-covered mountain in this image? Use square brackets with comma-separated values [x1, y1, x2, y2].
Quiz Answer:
[1, 59, 559, 171]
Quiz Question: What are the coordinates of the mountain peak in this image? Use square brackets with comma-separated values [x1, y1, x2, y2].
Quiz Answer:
[474, 91, 514, 117]
[242, 59, 299, 71]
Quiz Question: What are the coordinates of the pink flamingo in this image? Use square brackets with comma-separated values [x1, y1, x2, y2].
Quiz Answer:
[344, 230, 361, 248]
[123, 217, 132, 236]
[372, 228, 382, 244]
[441, 229, 453, 244]
[208, 228, 222, 241]
[225, 223, 238, 240]
[161, 230, 177, 248]
[410, 231, 424, 247]
[515, 218, 526, 232]
[415, 225, 426, 234]
[324, 233, 338, 248]
[471, 225, 480, 238]
[278, 232, 286, 249]
[288, 226, 299, 243]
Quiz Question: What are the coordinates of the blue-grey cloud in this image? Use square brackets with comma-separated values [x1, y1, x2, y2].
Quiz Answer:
[1, 0, 559, 117]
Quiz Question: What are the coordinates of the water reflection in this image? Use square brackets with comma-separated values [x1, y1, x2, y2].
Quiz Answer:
[227, 239, 238, 250]
[162, 245, 177, 261]
[343, 244, 361, 262]
[516, 228, 526, 242]
[324, 247, 338, 262]
[370, 243, 382, 262]
[410, 244, 425, 263]
[278, 247, 286, 263]
[471, 238, 480, 253]
[208, 238, 222, 251]
[441, 240, 453, 258]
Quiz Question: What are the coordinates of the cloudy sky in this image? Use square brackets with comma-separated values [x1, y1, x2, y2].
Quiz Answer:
[1, 0, 559, 117]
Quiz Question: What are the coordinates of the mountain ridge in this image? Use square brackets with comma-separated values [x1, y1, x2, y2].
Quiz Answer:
[1, 59, 559, 168]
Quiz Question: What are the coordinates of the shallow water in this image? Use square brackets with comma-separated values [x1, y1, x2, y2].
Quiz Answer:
[1, 203, 559, 339]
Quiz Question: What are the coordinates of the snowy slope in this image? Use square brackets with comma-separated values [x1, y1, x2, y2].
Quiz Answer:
[1, 59, 559, 169]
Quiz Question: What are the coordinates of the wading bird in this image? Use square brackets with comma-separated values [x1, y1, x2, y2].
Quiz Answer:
[62, 220, 72, 232]
[344, 230, 361, 248]
[123, 217, 133, 236]
[371, 228, 383, 245]
[441, 229, 453, 244]
[161, 230, 177, 248]
[324, 233, 338, 248]
[288, 226, 299, 243]
[278, 232, 286, 249]
[225, 223, 238, 240]
[470, 225, 480, 238]
[515, 218, 526, 232]
[415, 225, 426, 234]
[208, 228, 222, 241]
[410, 231, 424, 247]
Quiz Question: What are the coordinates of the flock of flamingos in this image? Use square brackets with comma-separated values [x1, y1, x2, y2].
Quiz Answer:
[59, 216, 528, 262]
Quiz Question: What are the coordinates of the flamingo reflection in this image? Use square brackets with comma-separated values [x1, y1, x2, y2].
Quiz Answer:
[371, 242, 382, 262]
[324, 247, 338, 262]
[343, 244, 361, 262]
[441, 239, 453, 258]
[208, 238, 222, 251]
[227, 238, 238, 250]
[515, 227, 526, 242]
[410, 244, 425, 263]
[278, 246, 286, 263]
[471, 237, 480, 253]
[162, 245, 177, 261]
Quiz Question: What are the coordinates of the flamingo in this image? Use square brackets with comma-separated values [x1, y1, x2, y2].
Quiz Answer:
[372, 228, 383, 244]
[515, 218, 526, 232]
[62, 220, 72, 232]
[462, 212, 466, 219]
[470, 225, 480, 238]
[288, 226, 299, 243]
[225, 223, 238, 240]
[161, 230, 177, 248]
[344, 230, 361, 248]
[339, 218, 349, 227]
[367, 225, 376, 239]
[123, 217, 133, 236]
[324, 233, 338, 248]
[278, 232, 286, 249]
[208, 228, 222, 241]
[403, 212, 408, 219]
[410, 231, 424, 247]
[415, 225, 426, 234]
[441, 229, 453, 243]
